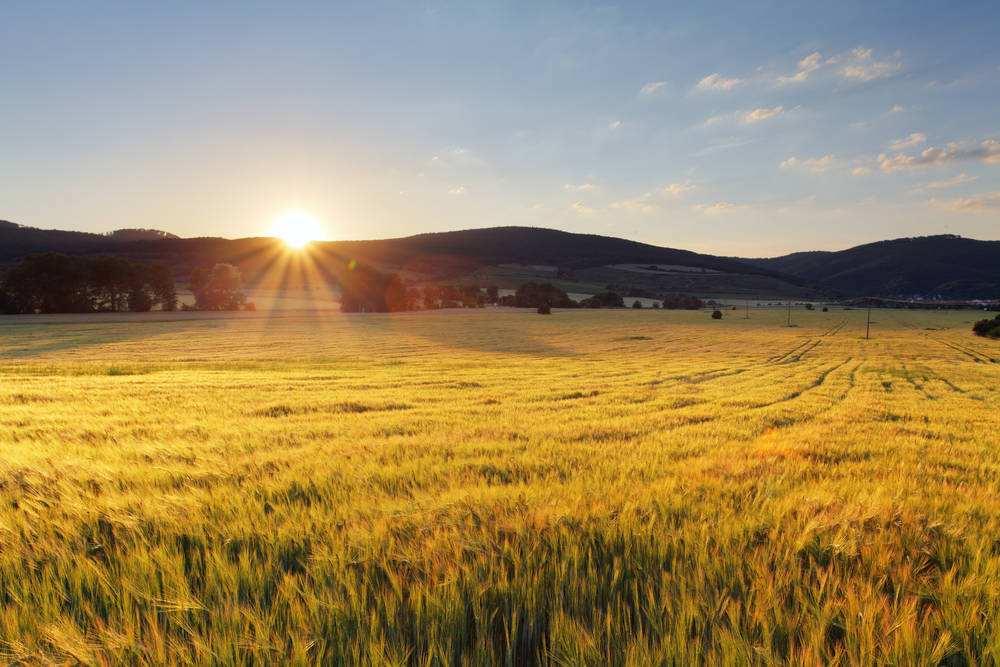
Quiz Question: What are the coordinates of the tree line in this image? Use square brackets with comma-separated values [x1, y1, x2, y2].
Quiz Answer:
[0, 253, 176, 314]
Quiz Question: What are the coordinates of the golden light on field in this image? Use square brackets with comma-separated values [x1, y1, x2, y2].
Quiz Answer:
[269, 209, 323, 249]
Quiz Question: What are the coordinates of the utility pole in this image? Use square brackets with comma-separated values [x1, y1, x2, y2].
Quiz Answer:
[866, 301, 872, 340]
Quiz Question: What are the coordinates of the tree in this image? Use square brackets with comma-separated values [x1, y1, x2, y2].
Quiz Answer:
[537, 304, 551, 315]
[711, 309, 723, 319]
[507, 282, 574, 308]
[149, 264, 177, 311]
[486, 285, 500, 304]
[578, 291, 624, 308]
[192, 263, 246, 311]
[0, 253, 175, 314]
[632, 300, 643, 309]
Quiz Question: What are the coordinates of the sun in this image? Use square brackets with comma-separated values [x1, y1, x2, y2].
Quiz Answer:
[269, 209, 323, 249]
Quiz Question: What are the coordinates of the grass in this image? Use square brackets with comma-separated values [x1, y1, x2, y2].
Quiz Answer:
[0, 307, 997, 664]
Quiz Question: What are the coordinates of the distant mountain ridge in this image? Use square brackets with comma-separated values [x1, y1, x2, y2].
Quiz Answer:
[0, 221, 997, 298]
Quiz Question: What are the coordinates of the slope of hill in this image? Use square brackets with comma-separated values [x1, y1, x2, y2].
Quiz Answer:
[745, 235, 1000, 298]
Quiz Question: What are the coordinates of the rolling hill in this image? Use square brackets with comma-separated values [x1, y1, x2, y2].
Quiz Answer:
[745, 235, 1000, 299]
[1, 220, 998, 298]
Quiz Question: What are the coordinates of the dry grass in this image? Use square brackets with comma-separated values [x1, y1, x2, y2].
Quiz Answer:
[0, 307, 997, 664]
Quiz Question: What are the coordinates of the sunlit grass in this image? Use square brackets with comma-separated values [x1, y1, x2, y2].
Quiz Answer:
[0, 308, 997, 663]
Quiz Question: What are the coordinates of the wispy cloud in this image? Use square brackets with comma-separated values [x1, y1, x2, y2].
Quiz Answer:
[888, 132, 927, 151]
[879, 138, 1000, 172]
[429, 147, 485, 168]
[691, 201, 746, 215]
[695, 73, 743, 92]
[570, 201, 596, 216]
[740, 106, 785, 124]
[610, 193, 659, 214]
[922, 173, 978, 190]
[564, 182, 598, 193]
[661, 181, 697, 198]
[448, 185, 467, 195]
[931, 191, 1000, 212]
[835, 47, 902, 82]
[608, 120, 623, 130]
[639, 81, 667, 95]
[780, 154, 836, 173]
[776, 52, 823, 85]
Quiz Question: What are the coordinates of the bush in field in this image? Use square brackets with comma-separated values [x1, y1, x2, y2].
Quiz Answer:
[711, 309, 723, 319]
[632, 300, 643, 309]
[537, 304, 551, 315]
[822, 306, 829, 312]
[973, 314, 1000, 338]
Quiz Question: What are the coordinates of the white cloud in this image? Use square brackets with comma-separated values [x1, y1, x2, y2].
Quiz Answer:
[639, 81, 667, 95]
[777, 52, 823, 85]
[879, 138, 1000, 172]
[448, 185, 467, 195]
[836, 47, 902, 82]
[851, 166, 873, 177]
[923, 173, 978, 190]
[570, 201, 596, 216]
[661, 181, 697, 198]
[608, 120, 623, 130]
[695, 73, 743, 92]
[780, 154, 836, 173]
[888, 104, 906, 114]
[931, 191, 1000, 212]
[740, 106, 785, 124]
[888, 132, 927, 151]
[563, 182, 597, 193]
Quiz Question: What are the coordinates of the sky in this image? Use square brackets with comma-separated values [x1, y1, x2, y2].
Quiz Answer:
[2, 1, 999, 256]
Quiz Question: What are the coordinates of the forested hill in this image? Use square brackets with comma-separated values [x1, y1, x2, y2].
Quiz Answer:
[2, 221, 998, 298]
[744, 235, 1000, 299]
[0, 222, 793, 283]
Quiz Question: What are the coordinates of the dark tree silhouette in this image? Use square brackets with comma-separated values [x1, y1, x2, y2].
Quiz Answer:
[578, 291, 624, 308]
[0, 253, 176, 314]
[191, 263, 246, 311]
[711, 309, 723, 319]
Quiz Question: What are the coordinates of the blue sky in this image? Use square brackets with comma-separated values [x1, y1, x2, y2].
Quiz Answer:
[2, 1, 998, 255]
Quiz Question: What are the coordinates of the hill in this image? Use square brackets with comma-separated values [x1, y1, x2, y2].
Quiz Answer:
[2, 222, 998, 298]
[746, 235, 1000, 299]
[0, 223, 808, 296]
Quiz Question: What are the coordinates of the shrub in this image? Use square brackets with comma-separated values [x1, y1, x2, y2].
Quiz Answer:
[632, 300, 643, 309]
[972, 314, 1000, 338]
[711, 310, 723, 319]
[537, 304, 551, 315]
[822, 306, 829, 312]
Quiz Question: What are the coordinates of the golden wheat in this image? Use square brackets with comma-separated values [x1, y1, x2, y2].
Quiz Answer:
[0, 307, 997, 664]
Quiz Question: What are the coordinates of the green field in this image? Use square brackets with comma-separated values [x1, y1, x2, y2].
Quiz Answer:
[1, 308, 998, 663]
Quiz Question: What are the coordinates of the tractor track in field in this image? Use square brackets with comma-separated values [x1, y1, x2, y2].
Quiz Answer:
[891, 315, 997, 364]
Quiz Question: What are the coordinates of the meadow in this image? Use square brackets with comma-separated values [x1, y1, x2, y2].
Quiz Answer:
[0, 307, 998, 664]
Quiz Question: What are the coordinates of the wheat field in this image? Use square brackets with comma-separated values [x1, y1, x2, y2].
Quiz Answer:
[0, 307, 997, 664]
